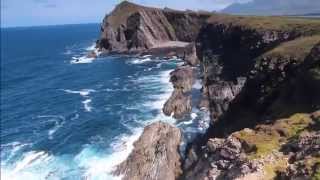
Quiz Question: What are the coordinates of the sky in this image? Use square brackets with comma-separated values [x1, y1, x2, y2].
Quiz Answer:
[1, 0, 251, 28]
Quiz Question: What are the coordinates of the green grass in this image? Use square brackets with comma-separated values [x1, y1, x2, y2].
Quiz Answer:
[264, 158, 288, 180]
[313, 164, 320, 180]
[207, 14, 320, 35]
[262, 35, 320, 61]
[235, 130, 281, 159]
[234, 113, 312, 160]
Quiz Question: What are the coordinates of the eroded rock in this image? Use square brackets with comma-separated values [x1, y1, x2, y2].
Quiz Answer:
[113, 121, 182, 180]
[163, 66, 194, 119]
[163, 90, 192, 119]
[184, 136, 260, 180]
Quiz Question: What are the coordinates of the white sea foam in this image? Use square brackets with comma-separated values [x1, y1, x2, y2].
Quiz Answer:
[86, 43, 96, 51]
[82, 99, 93, 112]
[62, 89, 95, 97]
[191, 113, 198, 119]
[69, 42, 102, 64]
[36, 115, 66, 139]
[1, 151, 52, 180]
[71, 56, 95, 64]
[193, 79, 202, 90]
[141, 55, 152, 58]
[76, 128, 143, 180]
[1, 142, 30, 167]
[48, 121, 63, 140]
[130, 57, 152, 64]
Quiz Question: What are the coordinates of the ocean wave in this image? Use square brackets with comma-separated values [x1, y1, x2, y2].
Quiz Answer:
[81, 130, 142, 179]
[70, 42, 101, 64]
[1, 142, 30, 167]
[1, 151, 51, 180]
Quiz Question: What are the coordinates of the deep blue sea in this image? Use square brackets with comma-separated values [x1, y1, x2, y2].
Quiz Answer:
[1, 24, 209, 180]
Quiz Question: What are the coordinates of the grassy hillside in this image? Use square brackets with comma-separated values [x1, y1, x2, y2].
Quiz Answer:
[208, 14, 320, 35]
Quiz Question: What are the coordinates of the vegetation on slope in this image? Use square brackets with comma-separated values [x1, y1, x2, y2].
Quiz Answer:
[207, 14, 320, 35]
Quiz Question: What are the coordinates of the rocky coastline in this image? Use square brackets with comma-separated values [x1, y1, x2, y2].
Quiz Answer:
[96, 1, 320, 179]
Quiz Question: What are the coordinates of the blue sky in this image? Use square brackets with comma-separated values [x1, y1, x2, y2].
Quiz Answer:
[1, 0, 251, 27]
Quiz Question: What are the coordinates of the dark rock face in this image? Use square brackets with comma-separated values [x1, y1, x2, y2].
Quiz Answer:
[163, 66, 194, 119]
[184, 136, 261, 180]
[196, 22, 309, 123]
[204, 40, 320, 138]
[97, 1, 210, 53]
[206, 78, 246, 120]
[113, 122, 182, 180]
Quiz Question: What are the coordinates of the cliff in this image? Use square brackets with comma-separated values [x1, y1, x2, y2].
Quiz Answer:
[97, 2, 320, 180]
[96, 1, 210, 54]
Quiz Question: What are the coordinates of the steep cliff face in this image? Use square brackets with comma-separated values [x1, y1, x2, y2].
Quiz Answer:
[184, 37, 320, 180]
[197, 15, 320, 121]
[97, 1, 210, 53]
[205, 37, 320, 137]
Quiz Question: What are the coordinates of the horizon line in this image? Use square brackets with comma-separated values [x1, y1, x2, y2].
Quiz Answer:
[1, 22, 102, 29]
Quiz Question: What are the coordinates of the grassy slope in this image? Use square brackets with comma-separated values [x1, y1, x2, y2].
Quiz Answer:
[207, 14, 320, 35]
[233, 112, 319, 179]
[262, 35, 320, 61]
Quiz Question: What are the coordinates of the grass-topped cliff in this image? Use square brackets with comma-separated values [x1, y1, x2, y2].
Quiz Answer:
[207, 14, 320, 35]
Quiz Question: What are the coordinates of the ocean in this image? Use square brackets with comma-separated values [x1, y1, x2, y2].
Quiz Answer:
[1, 24, 209, 180]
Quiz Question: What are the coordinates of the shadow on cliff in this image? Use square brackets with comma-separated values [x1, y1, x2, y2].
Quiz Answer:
[205, 42, 320, 139]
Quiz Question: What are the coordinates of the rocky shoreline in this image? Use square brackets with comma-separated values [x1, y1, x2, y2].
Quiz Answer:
[96, 1, 320, 179]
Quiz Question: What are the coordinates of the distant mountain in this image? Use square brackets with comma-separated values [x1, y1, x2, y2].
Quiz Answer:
[222, 0, 320, 15]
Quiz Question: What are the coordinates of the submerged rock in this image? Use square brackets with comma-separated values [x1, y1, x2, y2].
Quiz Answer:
[113, 121, 182, 180]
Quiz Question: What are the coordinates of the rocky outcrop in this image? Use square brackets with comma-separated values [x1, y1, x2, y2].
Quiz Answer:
[184, 136, 262, 180]
[97, 1, 210, 54]
[278, 111, 320, 179]
[183, 43, 199, 65]
[283, 132, 320, 179]
[113, 121, 182, 180]
[169, 66, 194, 92]
[163, 66, 194, 119]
